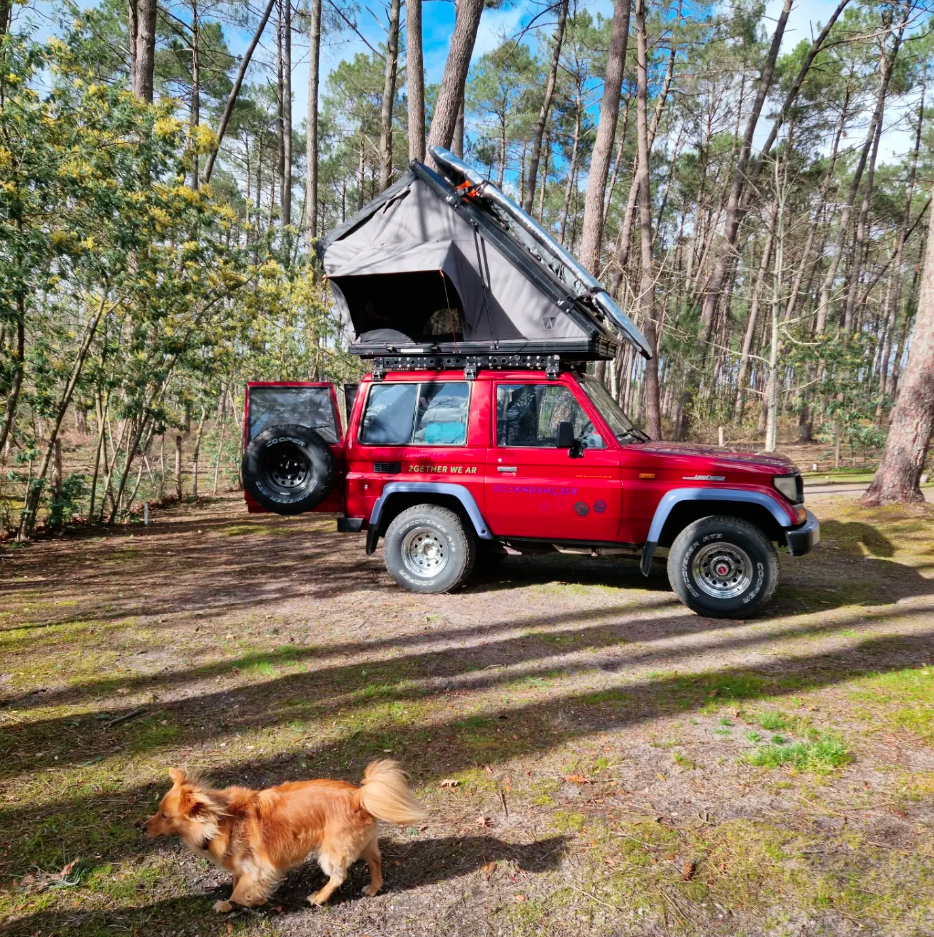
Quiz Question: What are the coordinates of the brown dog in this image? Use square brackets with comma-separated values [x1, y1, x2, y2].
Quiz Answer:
[142, 760, 427, 911]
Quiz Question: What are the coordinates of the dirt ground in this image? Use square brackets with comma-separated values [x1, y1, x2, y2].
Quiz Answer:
[1, 493, 933, 937]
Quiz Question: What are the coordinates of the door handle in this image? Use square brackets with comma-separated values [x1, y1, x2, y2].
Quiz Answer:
[497, 466, 518, 473]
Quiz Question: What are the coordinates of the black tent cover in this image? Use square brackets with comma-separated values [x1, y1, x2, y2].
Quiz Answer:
[317, 147, 652, 362]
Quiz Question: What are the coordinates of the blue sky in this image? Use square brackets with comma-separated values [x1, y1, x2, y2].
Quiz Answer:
[19, 0, 917, 163]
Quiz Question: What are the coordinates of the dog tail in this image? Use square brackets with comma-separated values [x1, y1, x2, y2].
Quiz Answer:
[357, 760, 428, 825]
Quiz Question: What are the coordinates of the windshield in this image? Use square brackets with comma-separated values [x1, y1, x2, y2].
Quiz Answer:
[579, 376, 650, 443]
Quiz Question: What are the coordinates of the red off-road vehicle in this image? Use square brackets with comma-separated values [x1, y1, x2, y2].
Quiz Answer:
[241, 369, 819, 618]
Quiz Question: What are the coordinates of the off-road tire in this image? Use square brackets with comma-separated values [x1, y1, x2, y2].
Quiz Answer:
[667, 515, 779, 618]
[383, 504, 475, 594]
[242, 423, 334, 515]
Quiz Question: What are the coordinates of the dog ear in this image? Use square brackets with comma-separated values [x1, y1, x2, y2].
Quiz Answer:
[169, 768, 188, 785]
[183, 788, 221, 819]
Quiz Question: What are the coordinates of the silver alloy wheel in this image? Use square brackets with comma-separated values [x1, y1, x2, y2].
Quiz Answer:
[401, 526, 448, 578]
[691, 541, 753, 599]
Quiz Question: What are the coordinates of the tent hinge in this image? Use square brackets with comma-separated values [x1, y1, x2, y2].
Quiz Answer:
[373, 358, 386, 381]
[464, 356, 480, 380]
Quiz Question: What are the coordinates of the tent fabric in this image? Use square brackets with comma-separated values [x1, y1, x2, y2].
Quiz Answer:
[320, 172, 604, 353]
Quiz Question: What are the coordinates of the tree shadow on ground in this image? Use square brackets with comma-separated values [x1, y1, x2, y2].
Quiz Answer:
[1, 835, 570, 936]
[2, 625, 933, 887]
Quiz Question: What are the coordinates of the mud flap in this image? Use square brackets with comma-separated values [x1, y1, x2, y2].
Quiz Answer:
[640, 541, 657, 577]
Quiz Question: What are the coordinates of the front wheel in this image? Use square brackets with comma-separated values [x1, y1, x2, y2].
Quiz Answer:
[667, 516, 779, 618]
[383, 504, 476, 594]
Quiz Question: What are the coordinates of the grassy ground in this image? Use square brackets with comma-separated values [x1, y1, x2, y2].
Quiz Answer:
[1, 495, 933, 937]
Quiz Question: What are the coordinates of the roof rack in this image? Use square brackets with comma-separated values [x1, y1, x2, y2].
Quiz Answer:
[371, 353, 589, 381]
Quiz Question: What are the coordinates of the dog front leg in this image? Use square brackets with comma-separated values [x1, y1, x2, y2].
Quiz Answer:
[213, 873, 274, 913]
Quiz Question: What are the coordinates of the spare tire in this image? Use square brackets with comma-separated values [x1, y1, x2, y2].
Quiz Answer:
[242, 423, 335, 515]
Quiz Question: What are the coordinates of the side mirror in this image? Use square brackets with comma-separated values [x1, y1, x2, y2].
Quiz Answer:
[556, 421, 575, 449]
[556, 421, 584, 458]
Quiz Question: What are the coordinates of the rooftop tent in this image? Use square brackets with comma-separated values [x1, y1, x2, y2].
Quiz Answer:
[318, 151, 652, 361]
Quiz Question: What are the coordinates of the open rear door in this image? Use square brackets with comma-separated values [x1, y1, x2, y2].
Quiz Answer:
[243, 382, 345, 514]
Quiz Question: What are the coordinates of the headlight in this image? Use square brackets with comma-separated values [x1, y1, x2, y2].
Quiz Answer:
[773, 474, 803, 504]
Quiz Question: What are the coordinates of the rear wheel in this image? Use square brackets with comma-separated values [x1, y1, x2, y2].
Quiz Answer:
[242, 423, 334, 515]
[383, 504, 475, 594]
[667, 515, 778, 618]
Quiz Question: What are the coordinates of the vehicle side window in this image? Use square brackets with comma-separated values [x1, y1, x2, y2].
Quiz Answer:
[360, 381, 469, 446]
[248, 386, 338, 443]
[360, 383, 417, 445]
[413, 383, 469, 445]
[496, 384, 604, 449]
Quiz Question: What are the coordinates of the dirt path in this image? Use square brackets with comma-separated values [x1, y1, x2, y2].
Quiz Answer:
[1, 494, 933, 936]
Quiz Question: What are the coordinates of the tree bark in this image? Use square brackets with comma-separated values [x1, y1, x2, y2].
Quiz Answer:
[0, 301, 24, 459]
[633, 0, 660, 438]
[427, 0, 484, 157]
[306, 0, 321, 243]
[522, 0, 568, 214]
[379, 0, 402, 190]
[733, 209, 776, 422]
[861, 184, 934, 506]
[127, 0, 138, 86]
[175, 434, 183, 501]
[204, 0, 278, 183]
[578, 0, 631, 276]
[133, 0, 158, 103]
[281, 0, 292, 229]
[406, 0, 425, 161]
[190, 0, 200, 189]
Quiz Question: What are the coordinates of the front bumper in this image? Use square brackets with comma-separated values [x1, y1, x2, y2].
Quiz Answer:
[786, 509, 820, 556]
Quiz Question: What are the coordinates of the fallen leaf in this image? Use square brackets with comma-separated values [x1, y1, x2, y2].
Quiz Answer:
[60, 859, 79, 877]
[477, 815, 491, 827]
[514, 894, 527, 902]
[439, 778, 460, 789]
[564, 774, 593, 785]
[682, 859, 697, 881]
[226, 923, 233, 934]
[481, 861, 497, 877]
[483, 765, 494, 775]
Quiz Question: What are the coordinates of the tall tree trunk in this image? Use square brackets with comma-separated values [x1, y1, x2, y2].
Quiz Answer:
[281, 0, 292, 229]
[559, 89, 583, 243]
[127, 0, 138, 86]
[306, 0, 321, 243]
[379, 0, 402, 191]
[633, 0, 660, 438]
[427, 0, 484, 156]
[204, 0, 278, 183]
[175, 434, 183, 501]
[578, 0, 631, 276]
[133, 0, 158, 102]
[0, 300, 24, 458]
[190, 0, 200, 189]
[406, 0, 425, 161]
[276, 3, 286, 227]
[609, 32, 677, 296]
[453, 101, 465, 157]
[861, 184, 934, 506]
[696, 0, 792, 345]
[816, 10, 904, 333]
[522, 0, 568, 214]
[733, 210, 776, 421]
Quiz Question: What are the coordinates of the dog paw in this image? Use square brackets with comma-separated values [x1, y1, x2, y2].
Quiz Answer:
[213, 900, 233, 913]
[308, 892, 327, 907]
[362, 883, 381, 897]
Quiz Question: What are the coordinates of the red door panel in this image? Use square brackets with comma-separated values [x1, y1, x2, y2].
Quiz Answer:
[483, 380, 621, 541]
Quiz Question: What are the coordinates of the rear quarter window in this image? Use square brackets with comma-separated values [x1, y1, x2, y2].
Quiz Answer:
[248, 386, 338, 443]
[359, 382, 469, 446]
